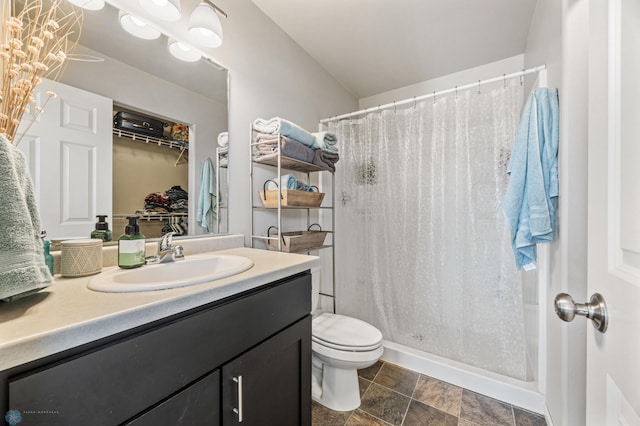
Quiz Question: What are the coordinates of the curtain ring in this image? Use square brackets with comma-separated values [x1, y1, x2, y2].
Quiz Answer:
[393, 101, 396, 113]
[520, 69, 525, 86]
[413, 96, 417, 109]
[503, 73, 507, 89]
[432, 91, 436, 105]
[455, 85, 458, 99]
[477, 80, 481, 94]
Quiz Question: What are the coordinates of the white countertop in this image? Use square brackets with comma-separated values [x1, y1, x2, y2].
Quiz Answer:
[0, 239, 319, 371]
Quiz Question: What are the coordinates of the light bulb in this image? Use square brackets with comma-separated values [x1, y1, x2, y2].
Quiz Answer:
[168, 39, 201, 62]
[119, 11, 161, 40]
[139, 0, 181, 21]
[66, 0, 105, 10]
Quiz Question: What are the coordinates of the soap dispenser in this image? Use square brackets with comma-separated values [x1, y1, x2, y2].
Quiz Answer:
[118, 216, 146, 269]
[91, 215, 113, 242]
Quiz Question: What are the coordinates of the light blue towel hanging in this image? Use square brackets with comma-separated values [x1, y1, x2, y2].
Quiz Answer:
[502, 88, 559, 271]
[197, 158, 216, 232]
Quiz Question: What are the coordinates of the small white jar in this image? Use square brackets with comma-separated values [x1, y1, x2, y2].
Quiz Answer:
[61, 239, 103, 277]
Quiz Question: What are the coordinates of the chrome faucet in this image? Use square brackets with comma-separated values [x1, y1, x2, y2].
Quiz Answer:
[145, 232, 184, 264]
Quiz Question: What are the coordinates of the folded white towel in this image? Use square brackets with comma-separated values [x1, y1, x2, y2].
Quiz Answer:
[0, 134, 53, 301]
[217, 132, 228, 147]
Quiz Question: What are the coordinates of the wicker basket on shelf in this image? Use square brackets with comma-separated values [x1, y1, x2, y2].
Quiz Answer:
[266, 224, 328, 252]
[259, 180, 324, 207]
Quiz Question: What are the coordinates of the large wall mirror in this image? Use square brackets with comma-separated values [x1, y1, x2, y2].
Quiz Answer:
[17, 0, 228, 243]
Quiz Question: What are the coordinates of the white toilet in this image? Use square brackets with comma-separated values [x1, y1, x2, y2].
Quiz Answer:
[311, 272, 383, 412]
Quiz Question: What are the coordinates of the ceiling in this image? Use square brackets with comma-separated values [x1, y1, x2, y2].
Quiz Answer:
[252, 0, 539, 98]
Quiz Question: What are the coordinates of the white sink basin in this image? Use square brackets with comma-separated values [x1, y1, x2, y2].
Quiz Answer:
[88, 254, 254, 293]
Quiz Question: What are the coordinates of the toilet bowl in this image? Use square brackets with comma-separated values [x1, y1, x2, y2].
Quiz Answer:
[311, 312, 383, 411]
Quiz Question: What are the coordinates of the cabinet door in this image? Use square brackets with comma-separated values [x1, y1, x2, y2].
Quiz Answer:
[126, 370, 220, 426]
[222, 316, 311, 426]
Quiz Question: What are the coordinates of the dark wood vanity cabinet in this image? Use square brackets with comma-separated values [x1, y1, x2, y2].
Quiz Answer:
[1, 272, 311, 426]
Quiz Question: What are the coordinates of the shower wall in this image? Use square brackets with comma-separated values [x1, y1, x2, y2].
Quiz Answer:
[330, 77, 538, 382]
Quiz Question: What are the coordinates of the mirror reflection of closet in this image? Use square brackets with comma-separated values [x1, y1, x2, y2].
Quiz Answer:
[112, 105, 190, 239]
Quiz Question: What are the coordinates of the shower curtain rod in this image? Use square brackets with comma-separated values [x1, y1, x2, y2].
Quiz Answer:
[319, 64, 546, 124]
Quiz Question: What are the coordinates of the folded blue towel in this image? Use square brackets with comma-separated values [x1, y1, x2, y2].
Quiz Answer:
[502, 88, 559, 271]
[312, 132, 339, 153]
[252, 118, 340, 154]
[266, 174, 314, 192]
[253, 117, 316, 148]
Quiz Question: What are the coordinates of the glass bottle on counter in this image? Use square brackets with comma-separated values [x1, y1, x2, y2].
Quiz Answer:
[43, 240, 54, 276]
[118, 216, 146, 269]
[91, 215, 113, 242]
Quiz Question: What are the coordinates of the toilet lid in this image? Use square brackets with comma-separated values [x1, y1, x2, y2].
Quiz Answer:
[312, 313, 382, 350]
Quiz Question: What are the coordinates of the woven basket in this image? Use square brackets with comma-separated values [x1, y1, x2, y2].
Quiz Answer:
[259, 189, 324, 207]
[266, 225, 328, 252]
[259, 179, 324, 207]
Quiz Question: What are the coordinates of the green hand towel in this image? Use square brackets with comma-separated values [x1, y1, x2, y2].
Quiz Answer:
[0, 134, 53, 301]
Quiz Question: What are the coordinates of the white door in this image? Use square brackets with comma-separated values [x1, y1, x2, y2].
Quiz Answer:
[16, 79, 112, 239]
[584, 0, 640, 423]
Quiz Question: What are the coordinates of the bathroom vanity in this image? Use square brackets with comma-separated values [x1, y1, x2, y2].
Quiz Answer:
[0, 239, 317, 425]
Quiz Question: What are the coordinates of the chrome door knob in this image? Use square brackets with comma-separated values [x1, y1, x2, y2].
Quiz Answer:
[554, 292, 608, 333]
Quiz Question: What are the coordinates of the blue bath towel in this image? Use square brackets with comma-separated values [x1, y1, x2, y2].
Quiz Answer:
[253, 117, 316, 148]
[502, 88, 559, 271]
[197, 158, 216, 232]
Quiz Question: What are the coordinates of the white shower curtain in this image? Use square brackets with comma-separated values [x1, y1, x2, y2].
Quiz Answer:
[329, 81, 531, 380]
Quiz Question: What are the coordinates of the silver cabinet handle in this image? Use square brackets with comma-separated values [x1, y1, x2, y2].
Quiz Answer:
[554, 292, 608, 333]
[232, 375, 243, 422]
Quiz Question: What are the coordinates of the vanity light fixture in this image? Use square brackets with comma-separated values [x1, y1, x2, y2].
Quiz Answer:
[66, 0, 105, 10]
[119, 11, 161, 40]
[168, 38, 201, 62]
[188, 1, 226, 48]
[139, 0, 181, 22]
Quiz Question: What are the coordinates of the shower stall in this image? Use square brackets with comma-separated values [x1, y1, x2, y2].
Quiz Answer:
[324, 69, 547, 412]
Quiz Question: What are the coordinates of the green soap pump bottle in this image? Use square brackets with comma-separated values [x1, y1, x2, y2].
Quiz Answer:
[118, 216, 146, 269]
[91, 215, 112, 242]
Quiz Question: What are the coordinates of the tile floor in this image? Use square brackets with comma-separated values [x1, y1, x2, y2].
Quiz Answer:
[312, 361, 547, 426]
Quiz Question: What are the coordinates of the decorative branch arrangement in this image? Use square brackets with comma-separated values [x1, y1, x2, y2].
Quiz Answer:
[0, 0, 82, 145]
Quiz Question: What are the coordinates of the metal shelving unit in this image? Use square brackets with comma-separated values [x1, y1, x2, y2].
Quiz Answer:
[249, 123, 336, 312]
[215, 146, 229, 234]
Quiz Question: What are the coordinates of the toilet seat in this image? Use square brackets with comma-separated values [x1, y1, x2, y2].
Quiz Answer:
[312, 336, 382, 352]
[312, 313, 382, 352]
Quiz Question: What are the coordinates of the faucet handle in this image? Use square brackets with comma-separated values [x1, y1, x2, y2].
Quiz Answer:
[174, 245, 184, 260]
[159, 232, 175, 251]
